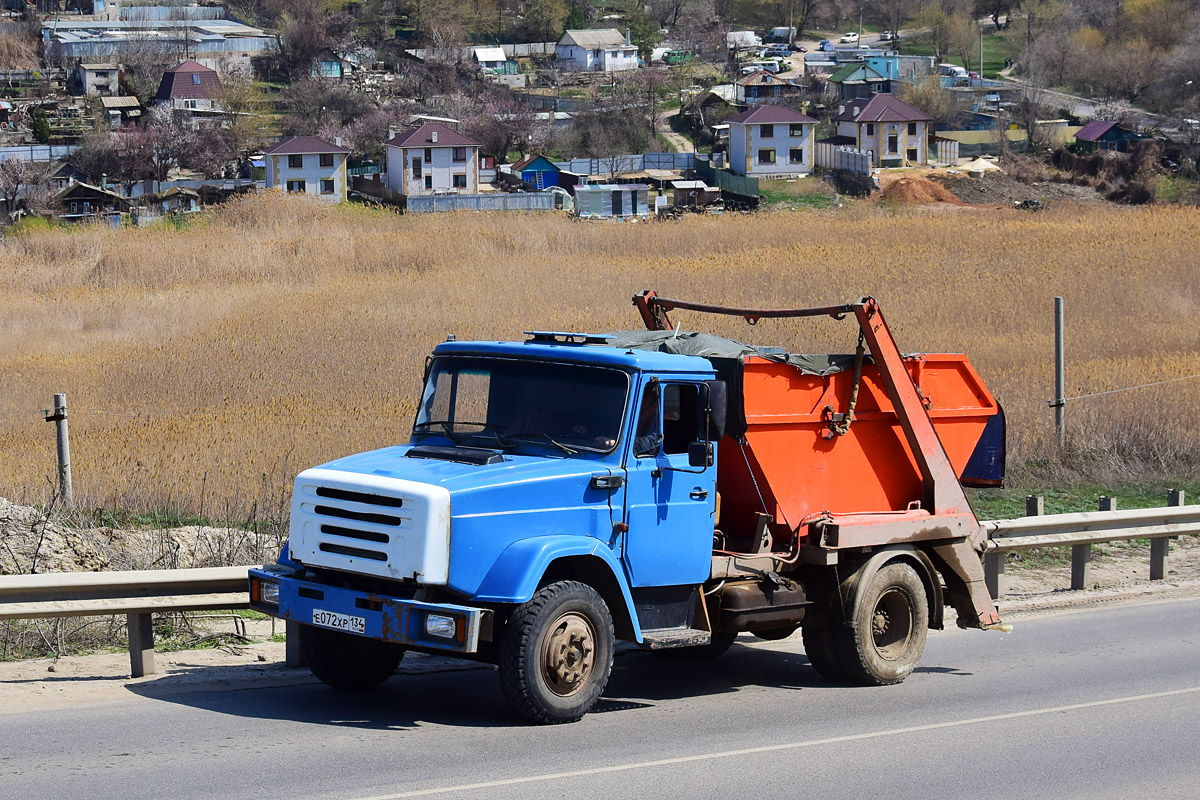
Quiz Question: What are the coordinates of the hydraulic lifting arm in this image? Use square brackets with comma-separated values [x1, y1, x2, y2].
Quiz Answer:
[632, 290, 1003, 629]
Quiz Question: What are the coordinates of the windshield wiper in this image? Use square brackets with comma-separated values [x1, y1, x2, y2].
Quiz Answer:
[414, 420, 514, 448]
[507, 432, 578, 456]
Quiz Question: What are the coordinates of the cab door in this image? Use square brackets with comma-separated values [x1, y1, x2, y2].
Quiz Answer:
[621, 379, 717, 587]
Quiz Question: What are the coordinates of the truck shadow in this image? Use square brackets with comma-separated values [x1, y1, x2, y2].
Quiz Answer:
[125, 639, 962, 729]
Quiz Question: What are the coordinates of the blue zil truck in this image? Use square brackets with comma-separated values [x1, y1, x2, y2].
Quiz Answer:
[249, 293, 1007, 723]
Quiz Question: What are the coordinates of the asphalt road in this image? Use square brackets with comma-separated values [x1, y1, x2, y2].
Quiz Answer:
[2, 598, 1198, 799]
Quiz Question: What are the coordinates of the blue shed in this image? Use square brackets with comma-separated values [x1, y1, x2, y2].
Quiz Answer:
[512, 154, 560, 189]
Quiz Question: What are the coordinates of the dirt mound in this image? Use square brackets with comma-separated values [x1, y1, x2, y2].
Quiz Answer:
[880, 175, 963, 205]
[1, 497, 267, 575]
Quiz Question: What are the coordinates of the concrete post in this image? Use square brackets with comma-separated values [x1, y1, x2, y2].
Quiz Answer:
[44, 393, 73, 504]
[1073, 496, 1110, 589]
[1054, 297, 1065, 448]
[1151, 490, 1184, 580]
[986, 495, 1042, 600]
[127, 612, 155, 678]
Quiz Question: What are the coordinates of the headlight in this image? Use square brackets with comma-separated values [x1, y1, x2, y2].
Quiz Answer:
[253, 578, 279, 606]
[425, 613, 457, 639]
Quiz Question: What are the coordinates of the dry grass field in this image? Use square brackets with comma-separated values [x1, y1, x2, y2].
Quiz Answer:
[1, 194, 1197, 522]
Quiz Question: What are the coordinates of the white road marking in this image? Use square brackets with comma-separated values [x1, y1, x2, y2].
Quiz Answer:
[354, 686, 1200, 799]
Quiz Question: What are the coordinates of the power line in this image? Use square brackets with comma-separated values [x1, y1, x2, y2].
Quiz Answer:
[1055, 373, 1200, 404]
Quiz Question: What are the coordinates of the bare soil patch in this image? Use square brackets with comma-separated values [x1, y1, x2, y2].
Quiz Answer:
[929, 170, 1108, 208]
[878, 173, 965, 206]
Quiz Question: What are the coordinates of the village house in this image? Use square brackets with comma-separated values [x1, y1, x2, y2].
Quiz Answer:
[735, 70, 799, 105]
[263, 136, 350, 203]
[52, 181, 131, 222]
[473, 47, 516, 74]
[70, 63, 121, 97]
[827, 61, 894, 101]
[727, 105, 818, 177]
[555, 29, 639, 72]
[832, 93, 931, 167]
[1073, 120, 1151, 154]
[384, 122, 482, 197]
[154, 61, 223, 127]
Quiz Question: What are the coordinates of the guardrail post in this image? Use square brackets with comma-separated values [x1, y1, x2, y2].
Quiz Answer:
[987, 495, 1043, 600]
[1151, 490, 1184, 580]
[127, 612, 155, 678]
[285, 620, 305, 668]
[1072, 497, 1110, 589]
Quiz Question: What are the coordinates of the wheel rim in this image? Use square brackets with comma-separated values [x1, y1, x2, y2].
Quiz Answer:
[871, 588, 914, 661]
[540, 611, 596, 698]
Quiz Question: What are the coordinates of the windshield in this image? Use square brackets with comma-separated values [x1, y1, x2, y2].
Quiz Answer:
[413, 356, 629, 454]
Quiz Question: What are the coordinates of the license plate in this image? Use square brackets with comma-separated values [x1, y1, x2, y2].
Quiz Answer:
[312, 608, 366, 634]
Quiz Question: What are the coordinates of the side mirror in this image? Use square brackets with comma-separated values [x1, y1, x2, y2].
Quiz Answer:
[688, 440, 714, 468]
[703, 380, 728, 441]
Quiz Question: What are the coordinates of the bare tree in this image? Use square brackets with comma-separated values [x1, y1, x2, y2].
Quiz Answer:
[899, 76, 961, 129]
[0, 158, 40, 221]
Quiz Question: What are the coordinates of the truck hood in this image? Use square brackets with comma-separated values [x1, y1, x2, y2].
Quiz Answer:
[317, 444, 617, 516]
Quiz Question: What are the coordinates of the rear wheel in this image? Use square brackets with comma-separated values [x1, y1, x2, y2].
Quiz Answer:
[299, 624, 405, 690]
[499, 580, 615, 724]
[836, 562, 928, 686]
[801, 622, 846, 681]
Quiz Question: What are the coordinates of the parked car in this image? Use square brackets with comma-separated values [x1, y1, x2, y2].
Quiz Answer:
[840, 32, 859, 43]
[765, 44, 791, 57]
[789, 43, 808, 52]
[880, 30, 897, 41]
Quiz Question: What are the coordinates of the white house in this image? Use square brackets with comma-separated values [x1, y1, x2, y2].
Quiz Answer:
[556, 29, 638, 72]
[72, 63, 120, 97]
[833, 93, 932, 167]
[154, 60, 223, 112]
[727, 105, 818, 177]
[385, 122, 482, 197]
[263, 136, 350, 203]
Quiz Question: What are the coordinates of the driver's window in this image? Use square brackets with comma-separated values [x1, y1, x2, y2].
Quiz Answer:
[633, 383, 660, 457]
[662, 384, 699, 455]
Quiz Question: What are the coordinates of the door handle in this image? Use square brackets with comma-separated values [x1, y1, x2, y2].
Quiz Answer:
[690, 489, 709, 500]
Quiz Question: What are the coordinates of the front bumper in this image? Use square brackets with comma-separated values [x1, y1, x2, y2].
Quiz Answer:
[249, 565, 490, 654]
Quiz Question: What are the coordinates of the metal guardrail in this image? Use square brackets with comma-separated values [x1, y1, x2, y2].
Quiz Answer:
[0, 566, 261, 678]
[0, 493, 1196, 676]
[983, 491, 1196, 599]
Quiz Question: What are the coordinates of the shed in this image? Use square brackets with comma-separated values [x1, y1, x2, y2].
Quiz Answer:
[511, 154, 560, 189]
[670, 180, 720, 208]
[1073, 120, 1150, 154]
[573, 184, 650, 220]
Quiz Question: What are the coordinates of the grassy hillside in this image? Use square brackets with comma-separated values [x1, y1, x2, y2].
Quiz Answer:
[1, 195, 1197, 521]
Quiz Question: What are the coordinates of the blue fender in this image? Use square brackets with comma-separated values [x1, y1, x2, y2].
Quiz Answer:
[472, 536, 642, 641]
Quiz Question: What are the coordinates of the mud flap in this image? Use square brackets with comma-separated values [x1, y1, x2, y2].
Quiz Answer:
[928, 538, 1002, 630]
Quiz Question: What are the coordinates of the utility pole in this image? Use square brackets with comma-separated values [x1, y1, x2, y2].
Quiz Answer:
[1053, 297, 1065, 448]
[789, 0, 794, 45]
[44, 393, 73, 503]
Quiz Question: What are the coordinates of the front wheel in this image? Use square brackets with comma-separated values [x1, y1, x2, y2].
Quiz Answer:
[835, 562, 928, 686]
[299, 624, 405, 690]
[498, 580, 615, 724]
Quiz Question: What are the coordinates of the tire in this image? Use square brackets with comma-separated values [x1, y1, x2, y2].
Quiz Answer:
[801, 622, 846, 681]
[299, 623, 405, 690]
[498, 580, 615, 724]
[835, 562, 928, 686]
[651, 630, 738, 659]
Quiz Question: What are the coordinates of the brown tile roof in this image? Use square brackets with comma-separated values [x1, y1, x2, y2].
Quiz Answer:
[263, 136, 350, 155]
[727, 104, 817, 125]
[736, 70, 791, 87]
[833, 93, 931, 123]
[154, 60, 222, 103]
[386, 122, 481, 149]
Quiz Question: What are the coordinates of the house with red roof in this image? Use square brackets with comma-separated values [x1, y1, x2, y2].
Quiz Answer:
[263, 136, 350, 203]
[727, 104, 818, 177]
[832, 93, 931, 167]
[384, 122, 482, 197]
[154, 61, 223, 114]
